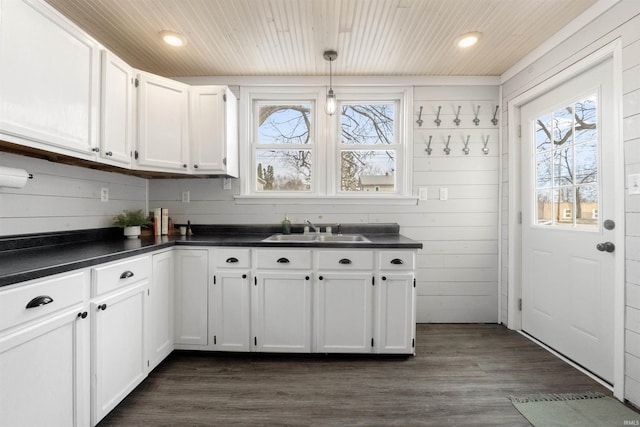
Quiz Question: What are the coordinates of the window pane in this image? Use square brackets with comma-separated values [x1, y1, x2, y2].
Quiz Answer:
[574, 96, 597, 143]
[536, 190, 552, 225]
[553, 188, 574, 225]
[575, 140, 597, 185]
[256, 150, 311, 191]
[553, 107, 573, 147]
[340, 103, 394, 145]
[340, 150, 395, 192]
[536, 151, 552, 188]
[535, 114, 552, 153]
[553, 147, 573, 186]
[576, 185, 598, 227]
[258, 104, 311, 145]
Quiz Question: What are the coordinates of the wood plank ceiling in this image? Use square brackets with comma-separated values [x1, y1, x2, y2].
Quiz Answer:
[44, 0, 598, 78]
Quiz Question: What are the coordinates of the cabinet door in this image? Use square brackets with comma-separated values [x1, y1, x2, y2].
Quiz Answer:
[100, 51, 133, 167]
[211, 271, 250, 351]
[0, 307, 89, 427]
[316, 272, 374, 353]
[377, 272, 415, 354]
[190, 85, 226, 174]
[148, 251, 174, 370]
[174, 249, 209, 348]
[135, 71, 189, 172]
[0, 0, 99, 157]
[91, 281, 147, 426]
[253, 272, 312, 353]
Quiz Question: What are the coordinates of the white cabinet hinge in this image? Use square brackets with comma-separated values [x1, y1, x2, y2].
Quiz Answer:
[518, 298, 522, 311]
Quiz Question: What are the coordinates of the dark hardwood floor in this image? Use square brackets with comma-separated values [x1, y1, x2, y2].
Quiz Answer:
[98, 324, 614, 426]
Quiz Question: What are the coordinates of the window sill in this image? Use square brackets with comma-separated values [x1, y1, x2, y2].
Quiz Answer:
[234, 195, 418, 205]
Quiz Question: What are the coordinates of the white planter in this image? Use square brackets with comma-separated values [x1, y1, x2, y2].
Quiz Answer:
[123, 226, 141, 239]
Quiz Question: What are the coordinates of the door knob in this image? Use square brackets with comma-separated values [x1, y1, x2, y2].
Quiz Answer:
[596, 242, 615, 253]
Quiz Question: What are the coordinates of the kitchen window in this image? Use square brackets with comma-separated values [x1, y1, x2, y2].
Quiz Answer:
[239, 86, 413, 203]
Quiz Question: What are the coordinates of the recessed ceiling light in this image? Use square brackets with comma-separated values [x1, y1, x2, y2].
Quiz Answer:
[160, 30, 186, 47]
[456, 32, 481, 48]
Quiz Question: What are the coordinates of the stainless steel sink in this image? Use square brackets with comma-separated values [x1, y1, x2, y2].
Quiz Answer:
[317, 234, 370, 242]
[262, 233, 370, 243]
[262, 234, 318, 242]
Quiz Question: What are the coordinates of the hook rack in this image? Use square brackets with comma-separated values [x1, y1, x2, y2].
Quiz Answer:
[473, 105, 481, 126]
[416, 106, 424, 127]
[425, 135, 432, 155]
[434, 106, 442, 127]
[444, 135, 451, 155]
[491, 105, 499, 126]
[463, 135, 470, 155]
[482, 135, 490, 155]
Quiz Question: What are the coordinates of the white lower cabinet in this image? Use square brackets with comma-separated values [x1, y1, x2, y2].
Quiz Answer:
[0, 271, 90, 427]
[91, 257, 149, 426]
[174, 248, 209, 349]
[253, 249, 312, 352]
[211, 249, 251, 351]
[148, 250, 174, 369]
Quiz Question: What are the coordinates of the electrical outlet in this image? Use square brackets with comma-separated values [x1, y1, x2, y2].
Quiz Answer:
[630, 174, 640, 195]
[418, 187, 428, 200]
[100, 188, 109, 202]
[223, 178, 232, 190]
[181, 190, 190, 203]
[439, 188, 448, 201]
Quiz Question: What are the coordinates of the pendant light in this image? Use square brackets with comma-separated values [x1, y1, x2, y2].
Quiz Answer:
[323, 50, 338, 116]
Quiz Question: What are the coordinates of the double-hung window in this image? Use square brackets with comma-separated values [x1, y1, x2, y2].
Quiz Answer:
[241, 86, 412, 201]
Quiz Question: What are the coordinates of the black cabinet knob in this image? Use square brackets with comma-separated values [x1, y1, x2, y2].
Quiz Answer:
[97, 304, 107, 311]
[77, 311, 88, 319]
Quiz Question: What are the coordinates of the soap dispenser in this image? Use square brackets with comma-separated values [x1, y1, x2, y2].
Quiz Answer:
[282, 214, 291, 235]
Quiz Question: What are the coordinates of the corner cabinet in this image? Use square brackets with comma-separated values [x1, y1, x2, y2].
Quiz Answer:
[135, 71, 190, 173]
[174, 248, 209, 349]
[0, 0, 100, 158]
[190, 86, 239, 177]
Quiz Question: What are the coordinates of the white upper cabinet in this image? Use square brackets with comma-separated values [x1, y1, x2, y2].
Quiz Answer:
[0, 0, 100, 158]
[190, 86, 238, 177]
[99, 51, 134, 167]
[135, 71, 190, 173]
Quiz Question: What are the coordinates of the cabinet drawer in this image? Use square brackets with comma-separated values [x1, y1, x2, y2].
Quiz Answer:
[0, 270, 87, 332]
[379, 251, 415, 270]
[92, 256, 150, 297]
[318, 250, 374, 270]
[213, 248, 251, 269]
[256, 250, 312, 270]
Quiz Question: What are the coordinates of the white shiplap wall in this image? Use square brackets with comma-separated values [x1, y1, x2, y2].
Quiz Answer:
[148, 84, 500, 323]
[500, 0, 640, 406]
[0, 152, 147, 235]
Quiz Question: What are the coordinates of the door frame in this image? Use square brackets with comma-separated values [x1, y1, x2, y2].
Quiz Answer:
[506, 39, 625, 399]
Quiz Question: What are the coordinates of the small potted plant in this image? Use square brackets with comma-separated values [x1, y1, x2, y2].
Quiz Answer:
[113, 209, 151, 239]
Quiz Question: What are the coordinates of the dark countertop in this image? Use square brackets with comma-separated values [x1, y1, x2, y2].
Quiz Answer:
[0, 224, 422, 288]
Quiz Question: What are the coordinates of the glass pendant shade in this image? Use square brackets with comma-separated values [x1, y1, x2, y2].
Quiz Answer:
[325, 88, 337, 115]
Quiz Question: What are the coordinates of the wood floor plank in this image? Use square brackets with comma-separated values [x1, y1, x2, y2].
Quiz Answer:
[97, 324, 617, 426]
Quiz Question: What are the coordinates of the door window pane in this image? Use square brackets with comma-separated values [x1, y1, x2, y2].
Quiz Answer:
[532, 94, 598, 229]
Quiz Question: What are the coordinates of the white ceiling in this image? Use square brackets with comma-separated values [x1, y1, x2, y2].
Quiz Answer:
[44, 0, 599, 78]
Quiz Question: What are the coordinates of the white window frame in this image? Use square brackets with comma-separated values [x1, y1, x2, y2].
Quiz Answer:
[237, 85, 414, 204]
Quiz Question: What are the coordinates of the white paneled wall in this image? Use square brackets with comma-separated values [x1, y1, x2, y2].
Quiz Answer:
[149, 84, 500, 323]
[0, 152, 146, 235]
[500, 1, 640, 406]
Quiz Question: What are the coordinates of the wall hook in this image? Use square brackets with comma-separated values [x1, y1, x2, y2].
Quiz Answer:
[434, 106, 442, 127]
[425, 135, 432, 155]
[454, 105, 461, 126]
[482, 135, 490, 155]
[444, 135, 451, 155]
[491, 105, 499, 126]
[463, 135, 470, 155]
[473, 105, 481, 126]
[416, 106, 424, 127]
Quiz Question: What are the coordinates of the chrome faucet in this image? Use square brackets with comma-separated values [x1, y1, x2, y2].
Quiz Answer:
[305, 219, 318, 233]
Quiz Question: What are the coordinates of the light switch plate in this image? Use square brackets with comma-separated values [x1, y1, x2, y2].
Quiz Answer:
[439, 188, 448, 201]
[100, 188, 108, 202]
[418, 187, 428, 200]
[630, 174, 640, 195]
[223, 178, 232, 190]
[181, 190, 190, 203]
